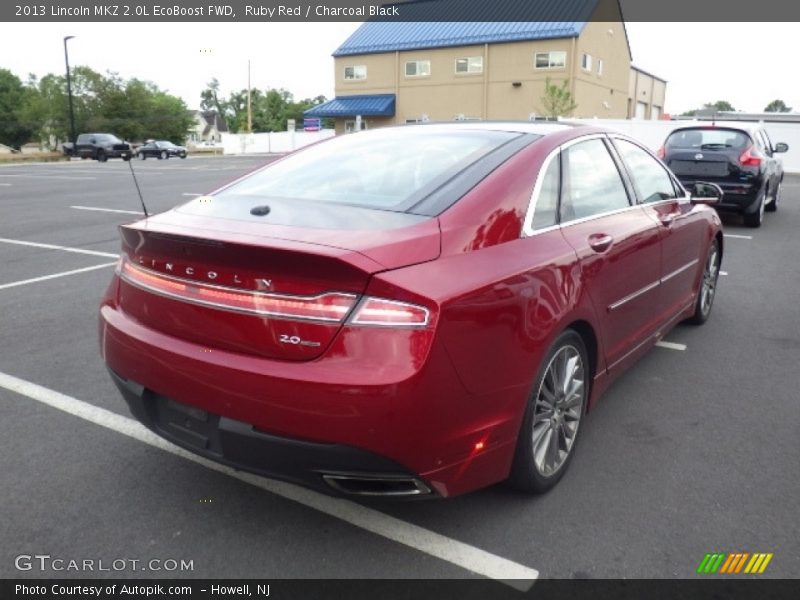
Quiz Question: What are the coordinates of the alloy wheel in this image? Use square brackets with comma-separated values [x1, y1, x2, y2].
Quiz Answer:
[531, 345, 585, 477]
[699, 243, 720, 318]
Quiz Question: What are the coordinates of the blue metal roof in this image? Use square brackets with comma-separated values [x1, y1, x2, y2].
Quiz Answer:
[304, 94, 396, 118]
[333, 1, 603, 56]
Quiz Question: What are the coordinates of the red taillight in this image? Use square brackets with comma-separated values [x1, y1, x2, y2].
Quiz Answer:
[120, 258, 356, 322]
[349, 297, 430, 328]
[739, 146, 762, 167]
[656, 145, 665, 159]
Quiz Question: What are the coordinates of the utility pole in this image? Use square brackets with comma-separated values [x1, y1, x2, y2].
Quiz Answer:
[63, 36, 77, 148]
[247, 59, 252, 133]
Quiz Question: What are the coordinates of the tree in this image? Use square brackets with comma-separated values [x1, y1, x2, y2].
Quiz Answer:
[704, 100, 735, 112]
[15, 74, 67, 147]
[537, 78, 577, 120]
[0, 69, 35, 148]
[91, 75, 193, 142]
[764, 99, 792, 113]
[196, 83, 332, 133]
[199, 78, 229, 131]
[680, 100, 736, 117]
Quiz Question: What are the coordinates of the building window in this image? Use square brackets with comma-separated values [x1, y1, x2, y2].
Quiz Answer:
[344, 65, 367, 80]
[597, 59, 603, 76]
[534, 51, 566, 69]
[345, 120, 368, 133]
[405, 60, 431, 77]
[455, 56, 483, 74]
[581, 53, 592, 71]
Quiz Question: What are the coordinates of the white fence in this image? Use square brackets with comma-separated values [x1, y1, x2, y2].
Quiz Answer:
[219, 121, 800, 173]
[569, 118, 800, 173]
[219, 129, 335, 155]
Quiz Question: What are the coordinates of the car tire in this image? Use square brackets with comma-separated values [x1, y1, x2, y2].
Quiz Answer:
[507, 329, 589, 493]
[138, 152, 146, 160]
[743, 192, 765, 228]
[122, 153, 131, 162]
[686, 238, 720, 325]
[96, 149, 107, 162]
[765, 180, 781, 213]
[180, 153, 187, 159]
[160, 150, 168, 160]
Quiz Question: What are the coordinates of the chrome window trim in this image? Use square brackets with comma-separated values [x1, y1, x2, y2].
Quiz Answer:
[521, 149, 560, 236]
[558, 203, 645, 230]
[525, 198, 645, 238]
[522, 133, 616, 237]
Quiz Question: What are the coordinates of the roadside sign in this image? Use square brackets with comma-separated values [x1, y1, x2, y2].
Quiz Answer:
[304, 118, 321, 131]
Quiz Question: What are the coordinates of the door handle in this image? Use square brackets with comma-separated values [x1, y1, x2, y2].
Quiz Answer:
[588, 233, 614, 253]
[659, 213, 677, 226]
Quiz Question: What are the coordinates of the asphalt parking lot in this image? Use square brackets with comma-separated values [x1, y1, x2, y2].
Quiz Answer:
[1, 156, 798, 587]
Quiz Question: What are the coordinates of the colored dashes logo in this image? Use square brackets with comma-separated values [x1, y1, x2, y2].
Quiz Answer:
[697, 552, 773, 574]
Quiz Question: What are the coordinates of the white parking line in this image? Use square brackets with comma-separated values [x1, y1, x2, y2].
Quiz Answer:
[0, 183, 11, 186]
[0, 262, 117, 290]
[720, 271, 729, 276]
[71, 205, 143, 215]
[0, 237, 119, 258]
[0, 174, 96, 180]
[0, 370, 538, 590]
[724, 234, 753, 240]
[655, 341, 687, 351]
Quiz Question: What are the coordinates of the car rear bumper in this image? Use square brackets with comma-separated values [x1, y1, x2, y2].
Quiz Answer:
[99, 299, 523, 498]
[109, 368, 435, 497]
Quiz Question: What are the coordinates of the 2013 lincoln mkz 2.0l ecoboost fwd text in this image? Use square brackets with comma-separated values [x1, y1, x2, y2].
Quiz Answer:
[99, 123, 723, 498]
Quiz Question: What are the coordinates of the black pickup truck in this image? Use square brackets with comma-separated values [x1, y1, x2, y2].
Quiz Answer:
[67, 133, 133, 161]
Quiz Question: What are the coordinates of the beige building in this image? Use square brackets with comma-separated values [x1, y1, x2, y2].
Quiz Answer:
[307, 3, 666, 132]
[628, 66, 667, 120]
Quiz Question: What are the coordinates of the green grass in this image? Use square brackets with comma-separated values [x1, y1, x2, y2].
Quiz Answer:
[0, 152, 67, 164]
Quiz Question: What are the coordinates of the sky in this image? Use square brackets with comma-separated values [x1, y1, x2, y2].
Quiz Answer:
[0, 22, 798, 115]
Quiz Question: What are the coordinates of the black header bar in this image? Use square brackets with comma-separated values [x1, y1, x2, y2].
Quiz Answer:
[3, 0, 800, 23]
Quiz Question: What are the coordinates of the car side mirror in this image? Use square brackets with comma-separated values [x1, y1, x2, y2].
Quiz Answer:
[690, 182, 723, 205]
[774, 142, 789, 153]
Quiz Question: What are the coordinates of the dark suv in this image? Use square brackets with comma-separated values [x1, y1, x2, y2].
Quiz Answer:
[74, 133, 133, 162]
[659, 123, 788, 227]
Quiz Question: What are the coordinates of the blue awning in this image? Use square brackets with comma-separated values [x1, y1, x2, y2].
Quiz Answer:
[304, 94, 396, 118]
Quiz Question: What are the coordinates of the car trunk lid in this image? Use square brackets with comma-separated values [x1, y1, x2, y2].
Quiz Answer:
[115, 204, 439, 361]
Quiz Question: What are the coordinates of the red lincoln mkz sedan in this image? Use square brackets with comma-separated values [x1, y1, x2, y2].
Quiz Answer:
[99, 123, 723, 498]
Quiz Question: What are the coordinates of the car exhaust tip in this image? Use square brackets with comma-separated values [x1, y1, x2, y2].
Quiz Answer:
[321, 473, 432, 497]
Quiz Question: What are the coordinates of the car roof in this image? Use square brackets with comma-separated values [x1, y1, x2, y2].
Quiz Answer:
[394, 121, 578, 135]
[670, 121, 764, 134]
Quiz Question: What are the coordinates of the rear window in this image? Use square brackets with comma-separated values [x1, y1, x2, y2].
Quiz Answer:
[666, 128, 751, 151]
[215, 127, 519, 211]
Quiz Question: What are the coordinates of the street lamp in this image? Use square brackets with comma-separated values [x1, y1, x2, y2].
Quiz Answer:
[63, 36, 77, 149]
